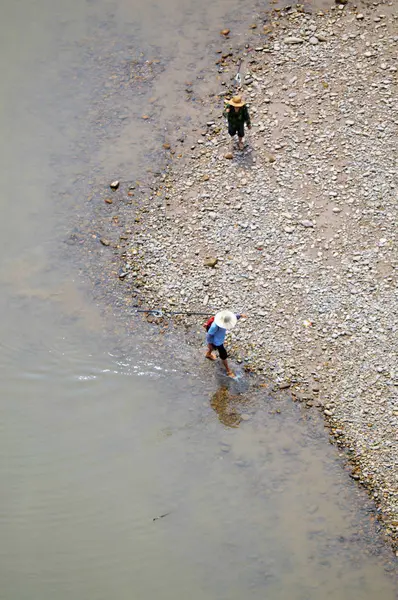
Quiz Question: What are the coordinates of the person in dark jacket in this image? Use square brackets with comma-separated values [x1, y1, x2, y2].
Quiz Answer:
[223, 95, 251, 151]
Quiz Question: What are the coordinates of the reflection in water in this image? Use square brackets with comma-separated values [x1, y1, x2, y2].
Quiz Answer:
[211, 386, 241, 428]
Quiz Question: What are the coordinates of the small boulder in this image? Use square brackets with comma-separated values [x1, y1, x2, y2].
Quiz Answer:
[204, 257, 218, 268]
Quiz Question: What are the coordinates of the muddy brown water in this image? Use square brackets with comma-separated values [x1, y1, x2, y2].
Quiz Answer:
[0, 0, 397, 598]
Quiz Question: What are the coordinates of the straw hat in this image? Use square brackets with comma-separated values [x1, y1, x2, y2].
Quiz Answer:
[228, 95, 245, 108]
[214, 310, 237, 330]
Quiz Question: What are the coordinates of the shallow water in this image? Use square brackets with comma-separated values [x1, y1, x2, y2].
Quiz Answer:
[0, 1, 396, 598]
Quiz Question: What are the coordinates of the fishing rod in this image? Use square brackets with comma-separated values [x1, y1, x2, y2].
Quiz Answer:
[234, 58, 243, 88]
[134, 308, 267, 319]
[135, 308, 213, 318]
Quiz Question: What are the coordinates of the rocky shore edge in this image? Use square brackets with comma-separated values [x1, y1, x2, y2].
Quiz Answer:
[101, 2, 397, 552]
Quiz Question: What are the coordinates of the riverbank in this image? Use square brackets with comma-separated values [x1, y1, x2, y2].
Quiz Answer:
[108, 2, 397, 551]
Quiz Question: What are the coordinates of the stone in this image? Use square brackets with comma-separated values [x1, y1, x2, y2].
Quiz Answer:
[104, 198, 113, 204]
[204, 257, 218, 268]
[100, 238, 111, 246]
[309, 36, 319, 45]
[284, 226, 295, 234]
[220, 29, 230, 36]
[284, 37, 304, 44]
[301, 220, 314, 228]
[356, 13, 364, 20]
[241, 414, 251, 421]
[110, 180, 119, 190]
[224, 152, 234, 160]
[279, 381, 291, 389]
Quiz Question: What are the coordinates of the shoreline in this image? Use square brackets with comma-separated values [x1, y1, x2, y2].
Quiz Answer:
[101, 2, 397, 552]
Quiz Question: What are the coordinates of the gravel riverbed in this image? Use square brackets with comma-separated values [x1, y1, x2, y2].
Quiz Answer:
[110, 2, 398, 551]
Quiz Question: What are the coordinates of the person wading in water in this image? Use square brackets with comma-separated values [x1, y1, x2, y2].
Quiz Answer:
[205, 310, 247, 378]
[223, 95, 251, 151]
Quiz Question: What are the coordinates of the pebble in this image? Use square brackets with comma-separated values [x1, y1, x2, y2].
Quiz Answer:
[279, 382, 291, 390]
[204, 257, 218, 268]
[110, 180, 119, 190]
[284, 37, 304, 44]
[100, 238, 110, 246]
[235, 460, 250, 467]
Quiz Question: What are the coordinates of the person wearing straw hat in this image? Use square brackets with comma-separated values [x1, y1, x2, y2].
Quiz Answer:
[205, 310, 247, 377]
[223, 95, 251, 151]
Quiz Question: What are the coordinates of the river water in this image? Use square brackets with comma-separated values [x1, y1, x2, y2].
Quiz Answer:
[0, 1, 396, 598]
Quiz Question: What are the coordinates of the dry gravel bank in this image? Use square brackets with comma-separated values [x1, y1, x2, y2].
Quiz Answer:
[115, 2, 398, 550]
